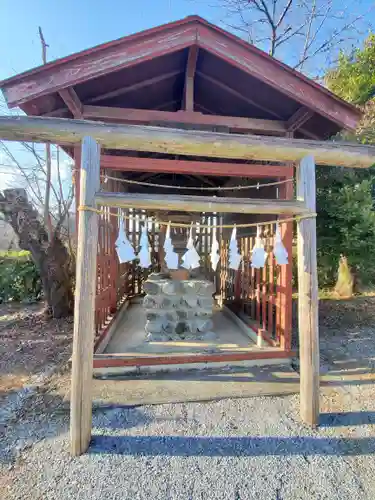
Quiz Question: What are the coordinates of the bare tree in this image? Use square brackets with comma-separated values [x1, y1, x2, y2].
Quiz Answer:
[0, 26, 76, 318]
[216, 0, 374, 75]
[0, 132, 75, 317]
[0, 84, 75, 317]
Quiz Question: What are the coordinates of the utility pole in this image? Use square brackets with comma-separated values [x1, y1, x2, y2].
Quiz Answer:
[38, 26, 52, 241]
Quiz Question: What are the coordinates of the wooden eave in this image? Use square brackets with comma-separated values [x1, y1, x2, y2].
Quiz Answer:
[0, 16, 360, 133]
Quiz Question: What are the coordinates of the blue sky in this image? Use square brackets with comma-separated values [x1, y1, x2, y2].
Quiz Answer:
[1, 0, 373, 81]
[0, 0, 219, 80]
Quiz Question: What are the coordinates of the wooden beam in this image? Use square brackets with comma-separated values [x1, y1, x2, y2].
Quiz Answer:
[94, 191, 310, 215]
[1, 23, 198, 107]
[197, 23, 360, 130]
[93, 349, 296, 368]
[59, 88, 83, 118]
[0, 116, 374, 167]
[153, 100, 179, 111]
[70, 136, 100, 456]
[296, 155, 319, 427]
[183, 45, 199, 111]
[197, 71, 282, 119]
[82, 105, 287, 135]
[0, 18, 360, 131]
[86, 70, 182, 104]
[287, 107, 313, 133]
[101, 156, 293, 178]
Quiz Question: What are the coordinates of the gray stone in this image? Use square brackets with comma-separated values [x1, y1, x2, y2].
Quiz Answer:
[145, 310, 163, 321]
[181, 280, 197, 295]
[202, 331, 217, 341]
[143, 296, 157, 309]
[162, 280, 184, 295]
[165, 310, 179, 321]
[175, 321, 197, 335]
[160, 296, 180, 308]
[146, 332, 169, 342]
[148, 272, 168, 280]
[195, 318, 214, 333]
[163, 322, 176, 335]
[195, 308, 213, 318]
[198, 297, 214, 309]
[196, 281, 215, 296]
[145, 320, 164, 334]
[180, 296, 197, 308]
[176, 309, 196, 320]
[143, 281, 162, 295]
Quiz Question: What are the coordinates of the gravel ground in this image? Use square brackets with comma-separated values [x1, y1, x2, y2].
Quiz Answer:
[2, 384, 375, 500]
[2, 297, 375, 499]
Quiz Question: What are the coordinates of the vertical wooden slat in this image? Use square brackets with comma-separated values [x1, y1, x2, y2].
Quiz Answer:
[250, 236, 256, 320]
[276, 176, 294, 349]
[268, 226, 275, 337]
[262, 256, 267, 330]
[297, 155, 319, 427]
[70, 136, 100, 456]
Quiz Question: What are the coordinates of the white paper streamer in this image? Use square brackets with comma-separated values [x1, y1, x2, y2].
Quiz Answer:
[181, 225, 200, 270]
[115, 216, 136, 263]
[210, 227, 220, 271]
[137, 222, 152, 268]
[229, 226, 242, 270]
[273, 224, 288, 265]
[163, 223, 179, 270]
[251, 226, 267, 269]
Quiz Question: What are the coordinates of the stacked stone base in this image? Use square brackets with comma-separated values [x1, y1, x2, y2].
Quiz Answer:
[143, 275, 216, 341]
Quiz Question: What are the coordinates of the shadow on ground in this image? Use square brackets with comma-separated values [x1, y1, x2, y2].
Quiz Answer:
[89, 433, 375, 457]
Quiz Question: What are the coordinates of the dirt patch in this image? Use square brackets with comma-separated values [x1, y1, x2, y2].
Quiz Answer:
[0, 302, 73, 402]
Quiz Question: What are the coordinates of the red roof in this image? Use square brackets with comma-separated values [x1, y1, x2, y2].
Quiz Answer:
[0, 15, 361, 138]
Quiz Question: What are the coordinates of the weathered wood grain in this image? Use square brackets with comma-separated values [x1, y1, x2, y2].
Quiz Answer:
[70, 136, 100, 456]
[83, 105, 288, 135]
[0, 116, 374, 167]
[59, 88, 83, 117]
[94, 191, 310, 215]
[296, 155, 319, 427]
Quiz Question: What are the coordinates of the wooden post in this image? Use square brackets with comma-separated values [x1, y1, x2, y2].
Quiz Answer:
[296, 155, 319, 427]
[70, 136, 100, 456]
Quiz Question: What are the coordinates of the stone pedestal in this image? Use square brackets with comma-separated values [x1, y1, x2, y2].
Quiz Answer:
[143, 274, 215, 341]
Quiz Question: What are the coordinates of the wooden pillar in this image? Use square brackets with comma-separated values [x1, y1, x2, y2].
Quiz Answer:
[70, 136, 100, 456]
[296, 155, 319, 427]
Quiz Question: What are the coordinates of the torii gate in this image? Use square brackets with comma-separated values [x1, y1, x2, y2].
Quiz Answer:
[0, 115, 374, 455]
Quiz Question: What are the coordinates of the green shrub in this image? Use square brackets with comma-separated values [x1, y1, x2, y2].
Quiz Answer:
[0, 251, 42, 303]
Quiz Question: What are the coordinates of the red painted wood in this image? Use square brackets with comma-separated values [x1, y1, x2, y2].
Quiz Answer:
[256, 268, 261, 324]
[268, 231, 275, 338]
[83, 106, 287, 135]
[197, 24, 359, 130]
[2, 23, 198, 106]
[262, 260, 267, 331]
[276, 178, 294, 351]
[59, 88, 83, 117]
[183, 45, 199, 111]
[2, 17, 359, 130]
[101, 156, 294, 179]
[93, 349, 296, 368]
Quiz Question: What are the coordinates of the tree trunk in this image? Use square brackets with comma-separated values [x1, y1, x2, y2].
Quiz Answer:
[0, 188, 74, 318]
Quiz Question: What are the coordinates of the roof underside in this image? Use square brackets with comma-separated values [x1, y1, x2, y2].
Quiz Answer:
[0, 16, 361, 141]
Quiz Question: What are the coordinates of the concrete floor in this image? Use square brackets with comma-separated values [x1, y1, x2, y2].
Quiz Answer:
[103, 302, 258, 356]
